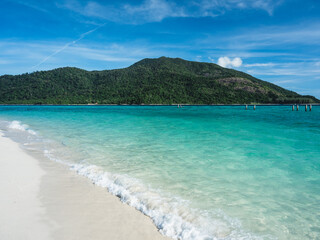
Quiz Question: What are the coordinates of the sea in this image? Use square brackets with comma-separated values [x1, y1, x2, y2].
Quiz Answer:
[0, 105, 319, 240]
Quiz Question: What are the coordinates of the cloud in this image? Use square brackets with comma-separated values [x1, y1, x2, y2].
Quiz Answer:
[0, 59, 12, 64]
[208, 57, 214, 62]
[196, 22, 320, 58]
[244, 63, 275, 67]
[31, 24, 105, 69]
[244, 61, 320, 78]
[273, 80, 296, 84]
[66, 45, 140, 62]
[6, 0, 50, 13]
[0, 39, 172, 75]
[217, 57, 242, 68]
[249, 0, 283, 15]
[59, 0, 185, 24]
[231, 24, 320, 49]
[195, 55, 202, 62]
[193, 0, 283, 16]
[58, 0, 283, 24]
[123, 0, 186, 22]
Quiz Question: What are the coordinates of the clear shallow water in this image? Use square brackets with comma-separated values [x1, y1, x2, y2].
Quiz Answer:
[0, 105, 319, 239]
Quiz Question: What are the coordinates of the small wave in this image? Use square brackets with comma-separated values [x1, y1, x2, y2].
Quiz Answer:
[8, 120, 37, 135]
[69, 164, 267, 240]
[71, 164, 212, 240]
[43, 149, 68, 165]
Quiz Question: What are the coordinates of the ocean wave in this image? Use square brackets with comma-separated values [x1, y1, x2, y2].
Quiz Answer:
[41, 148, 212, 239]
[8, 120, 37, 135]
[69, 163, 268, 240]
[71, 164, 213, 239]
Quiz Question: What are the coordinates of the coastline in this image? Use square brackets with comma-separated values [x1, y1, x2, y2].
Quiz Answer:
[0, 103, 319, 106]
[0, 132, 168, 240]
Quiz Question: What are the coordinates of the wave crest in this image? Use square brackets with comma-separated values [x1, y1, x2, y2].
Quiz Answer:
[8, 120, 36, 135]
[69, 164, 267, 240]
[71, 164, 212, 239]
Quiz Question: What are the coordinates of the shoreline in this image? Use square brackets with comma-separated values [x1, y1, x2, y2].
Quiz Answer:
[0, 103, 319, 106]
[0, 133, 168, 240]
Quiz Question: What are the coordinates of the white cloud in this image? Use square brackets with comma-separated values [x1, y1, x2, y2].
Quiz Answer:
[9, 0, 50, 13]
[59, 0, 185, 24]
[217, 57, 242, 68]
[208, 57, 214, 62]
[59, 0, 283, 24]
[244, 62, 320, 77]
[31, 24, 105, 69]
[194, 0, 283, 16]
[0, 40, 169, 74]
[123, 0, 186, 22]
[244, 63, 275, 67]
[231, 24, 320, 48]
[273, 80, 296, 84]
[195, 55, 202, 61]
[196, 22, 320, 57]
[0, 59, 11, 64]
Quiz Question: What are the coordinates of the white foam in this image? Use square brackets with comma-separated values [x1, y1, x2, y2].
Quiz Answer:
[8, 121, 37, 135]
[70, 164, 210, 239]
[69, 163, 268, 240]
[43, 149, 68, 165]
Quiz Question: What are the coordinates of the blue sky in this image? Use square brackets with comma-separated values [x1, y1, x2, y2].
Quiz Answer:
[1, 0, 320, 97]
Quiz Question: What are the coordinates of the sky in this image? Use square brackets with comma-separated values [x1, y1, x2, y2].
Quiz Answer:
[1, 0, 320, 98]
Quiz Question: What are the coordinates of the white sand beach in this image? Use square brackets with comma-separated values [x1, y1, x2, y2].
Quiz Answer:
[0, 133, 168, 240]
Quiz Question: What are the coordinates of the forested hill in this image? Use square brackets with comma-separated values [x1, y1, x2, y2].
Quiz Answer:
[0, 57, 318, 104]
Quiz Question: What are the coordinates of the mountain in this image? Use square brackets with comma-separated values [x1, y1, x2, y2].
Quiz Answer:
[0, 57, 318, 104]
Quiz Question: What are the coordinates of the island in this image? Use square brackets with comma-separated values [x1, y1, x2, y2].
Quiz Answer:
[0, 57, 318, 104]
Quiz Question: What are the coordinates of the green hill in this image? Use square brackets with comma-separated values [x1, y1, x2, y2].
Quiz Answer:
[0, 57, 318, 104]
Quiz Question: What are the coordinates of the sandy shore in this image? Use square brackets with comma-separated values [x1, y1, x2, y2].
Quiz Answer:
[0, 133, 52, 240]
[0, 133, 168, 240]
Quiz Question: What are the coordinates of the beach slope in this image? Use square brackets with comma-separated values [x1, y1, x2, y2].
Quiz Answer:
[0, 133, 168, 240]
[0, 132, 51, 239]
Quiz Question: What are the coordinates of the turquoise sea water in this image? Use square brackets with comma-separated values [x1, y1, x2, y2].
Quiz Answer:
[0, 105, 319, 239]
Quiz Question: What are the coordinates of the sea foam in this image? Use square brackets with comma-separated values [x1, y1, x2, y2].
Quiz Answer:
[69, 163, 266, 240]
[8, 120, 37, 135]
[70, 164, 212, 239]
[43, 148, 232, 239]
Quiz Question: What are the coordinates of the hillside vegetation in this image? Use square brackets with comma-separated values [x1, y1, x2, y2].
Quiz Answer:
[0, 57, 318, 104]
